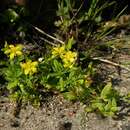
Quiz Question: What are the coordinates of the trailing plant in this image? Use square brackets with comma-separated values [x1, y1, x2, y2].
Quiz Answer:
[2, 42, 40, 106]
[86, 82, 120, 117]
[38, 38, 93, 101]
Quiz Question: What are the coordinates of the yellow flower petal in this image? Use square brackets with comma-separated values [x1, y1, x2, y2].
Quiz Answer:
[32, 61, 38, 66]
[62, 51, 77, 68]
[4, 50, 11, 54]
[10, 53, 15, 60]
[9, 45, 15, 48]
[52, 46, 65, 57]
[4, 44, 23, 60]
[31, 67, 37, 73]
[24, 69, 30, 75]
[20, 60, 38, 75]
[16, 44, 23, 49]
[16, 51, 22, 56]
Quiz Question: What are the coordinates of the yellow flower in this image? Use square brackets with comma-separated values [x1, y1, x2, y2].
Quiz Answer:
[51, 45, 77, 68]
[20, 60, 38, 75]
[52, 46, 65, 57]
[62, 51, 77, 68]
[62, 51, 77, 63]
[63, 62, 73, 68]
[4, 44, 23, 60]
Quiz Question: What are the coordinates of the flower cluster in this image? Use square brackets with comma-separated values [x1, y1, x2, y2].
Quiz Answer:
[52, 46, 77, 68]
[62, 51, 77, 68]
[4, 44, 23, 60]
[52, 46, 65, 57]
[20, 60, 38, 75]
[3, 43, 38, 76]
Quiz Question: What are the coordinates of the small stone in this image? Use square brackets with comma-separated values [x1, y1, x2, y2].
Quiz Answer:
[58, 122, 72, 130]
[0, 123, 4, 127]
[10, 119, 20, 127]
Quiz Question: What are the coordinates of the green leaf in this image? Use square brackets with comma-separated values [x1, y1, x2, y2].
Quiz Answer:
[111, 107, 118, 112]
[104, 111, 115, 116]
[44, 84, 52, 89]
[53, 60, 59, 72]
[127, 92, 130, 98]
[91, 101, 105, 112]
[19, 84, 26, 93]
[58, 78, 66, 91]
[95, 16, 102, 23]
[53, 59, 63, 72]
[87, 62, 95, 76]
[4, 9, 19, 23]
[111, 98, 118, 112]
[78, 79, 84, 85]
[104, 100, 112, 112]
[111, 98, 117, 107]
[68, 70, 75, 79]
[9, 91, 21, 101]
[95, 102, 104, 112]
[66, 37, 75, 50]
[33, 99, 40, 108]
[7, 80, 19, 90]
[101, 82, 112, 100]
[63, 91, 77, 101]
[85, 107, 93, 113]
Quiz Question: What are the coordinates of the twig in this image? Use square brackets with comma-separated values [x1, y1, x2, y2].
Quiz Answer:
[70, 1, 84, 23]
[92, 57, 130, 72]
[33, 26, 65, 45]
[39, 37, 57, 46]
